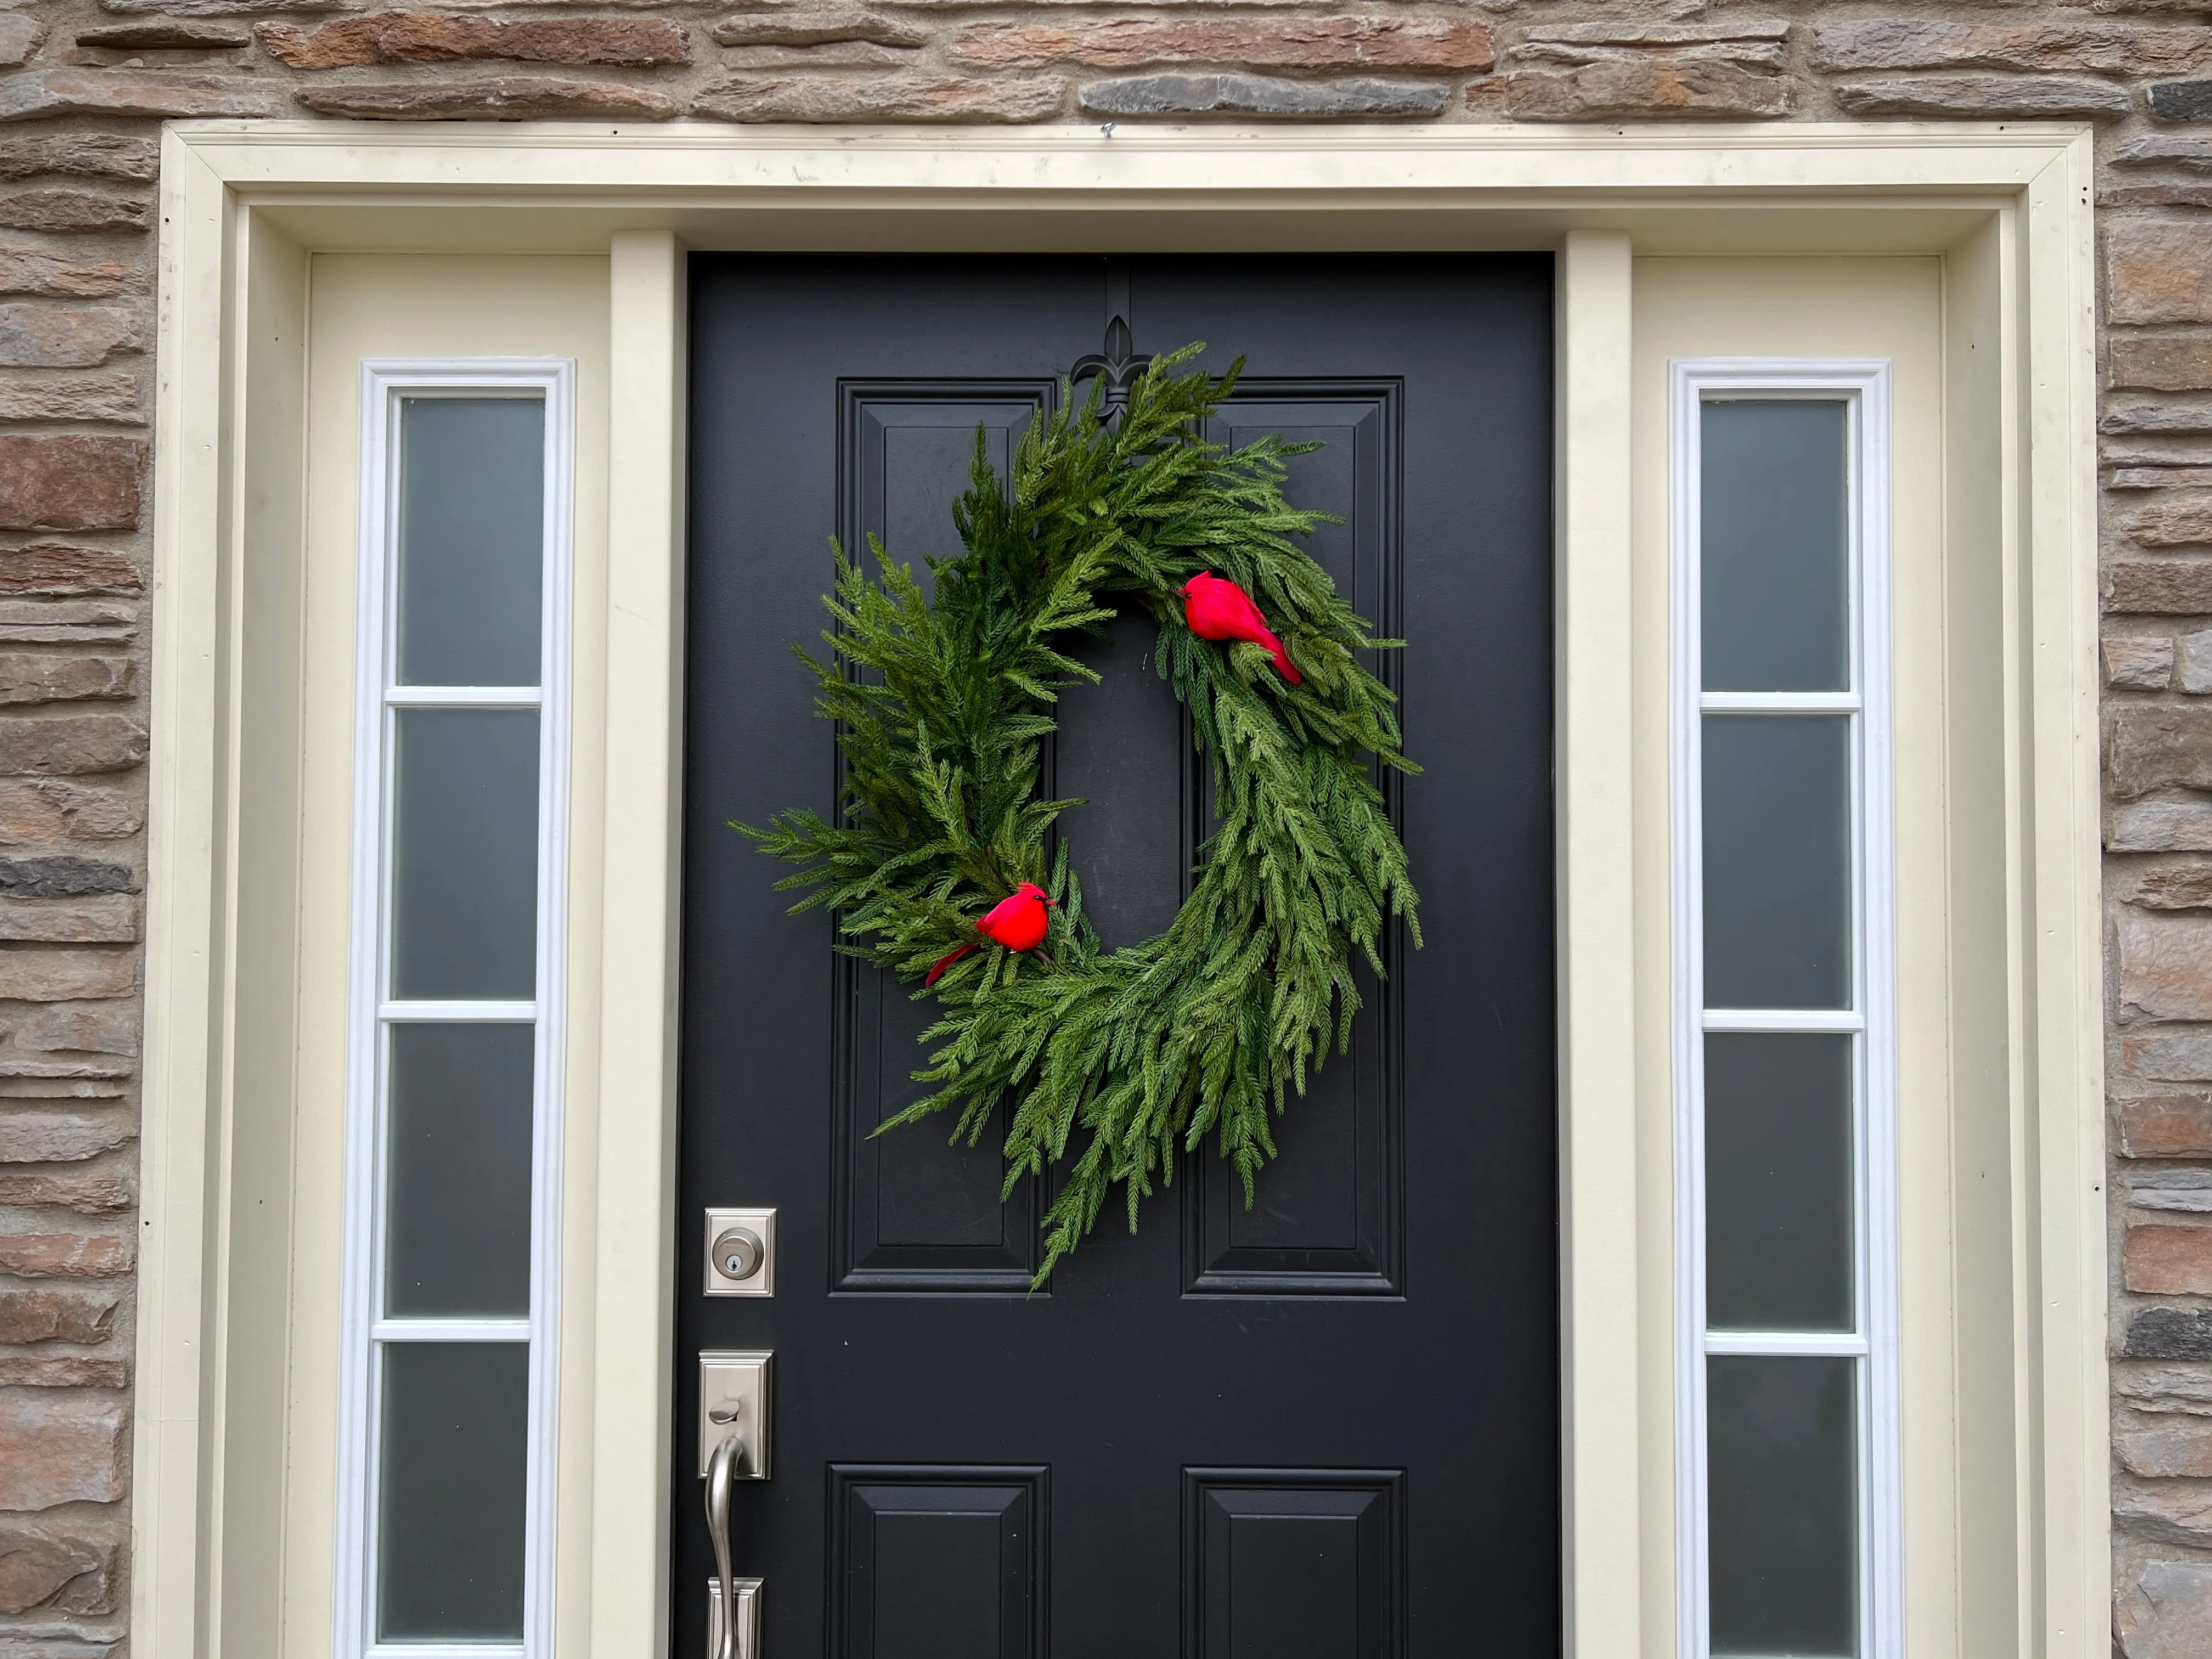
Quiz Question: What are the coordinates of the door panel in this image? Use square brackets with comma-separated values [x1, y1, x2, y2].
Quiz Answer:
[681, 255, 1556, 1657]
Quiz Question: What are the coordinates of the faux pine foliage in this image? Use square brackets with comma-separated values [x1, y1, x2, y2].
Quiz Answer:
[737, 345, 1421, 1283]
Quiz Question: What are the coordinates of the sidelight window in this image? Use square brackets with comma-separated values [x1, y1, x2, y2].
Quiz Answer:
[337, 363, 574, 1659]
[1671, 363, 1898, 1659]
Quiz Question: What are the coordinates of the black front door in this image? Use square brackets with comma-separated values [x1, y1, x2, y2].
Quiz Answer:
[679, 255, 1557, 1657]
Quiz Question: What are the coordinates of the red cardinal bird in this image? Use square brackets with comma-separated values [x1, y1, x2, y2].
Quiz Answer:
[1180, 572, 1301, 686]
[924, 882, 1057, 986]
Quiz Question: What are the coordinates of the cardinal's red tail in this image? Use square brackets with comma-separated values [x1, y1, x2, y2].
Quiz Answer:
[924, 943, 977, 987]
[1259, 631, 1302, 686]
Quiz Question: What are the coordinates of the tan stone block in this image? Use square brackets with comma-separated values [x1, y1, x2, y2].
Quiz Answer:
[0, 1232, 131, 1277]
[2119, 1412, 2212, 1477]
[2111, 706, 2212, 795]
[0, 374, 146, 425]
[952, 18, 1494, 72]
[2108, 636, 2176, 688]
[2117, 1092, 2212, 1155]
[0, 949, 134, 1001]
[696, 72, 1063, 121]
[711, 7, 924, 47]
[296, 75, 680, 119]
[0, 69, 288, 121]
[0, 895, 139, 943]
[1833, 74, 2132, 119]
[2111, 339, 2212, 392]
[75, 20, 250, 49]
[2179, 627, 2212, 693]
[0, 306, 140, 370]
[0, 1396, 125, 1510]
[2118, 1559, 2212, 1659]
[2133, 492, 2212, 548]
[0, 253, 129, 301]
[0, 546, 141, 596]
[2112, 466, 2212, 490]
[1513, 20, 1787, 69]
[0, 1285, 118, 1344]
[0, 1111, 131, 1164]
[2114, 803, 2212, 852]
[259, 12, 689, 67]
[2127, 1220, 2212, 1292]
[1467, 60, 1790, 121]
[1816, 20, 2212, 75]
[0, 15, 40, 67]
[2130, 865, 2212, 909]
[2119, 1483, 2212, 1547]
[2119, 908, 2212, 1022]
[721, 40, 910, 65]
[0, 1522, 116, 1615]
[0, 1174, 132, 1215]
[0, 436, 141, 532]
[0, 715, 147, 777]
[0, 658, 134, 706]
[17, 1000, 138, 1048]
[0, 782, 140, 842]
[2114, 224, 2212, 327]
[2108, 560, 2212, 614]
[0, 1356, 127, 1387]
[0, 601, 134, 646]
[0, 135, 157, 184]
[2109, 185, 2212, 211]
[0, 192, 146, 235]
[1086, 71, 1444, 117]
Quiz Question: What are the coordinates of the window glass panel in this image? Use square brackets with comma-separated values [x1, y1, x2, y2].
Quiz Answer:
[1704, 1033, 1854, 1332]
[1700, 400, 1849, 693]
[396, 397, 544, 688]
[377, 1341, 530, 1641]
[390, 707, 539, 1001]
[1701, 714, 1851, 1010]
[385, 1024, 534, 1318]
[1707, 1354, 1858, 1657]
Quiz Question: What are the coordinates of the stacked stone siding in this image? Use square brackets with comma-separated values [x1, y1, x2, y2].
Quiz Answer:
[0, 1, 2207, 1652]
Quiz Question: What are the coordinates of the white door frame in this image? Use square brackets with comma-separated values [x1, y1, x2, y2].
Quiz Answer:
[142, 121, 2101, 1659]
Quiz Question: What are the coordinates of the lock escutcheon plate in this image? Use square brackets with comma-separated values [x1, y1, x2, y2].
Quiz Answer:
[703, 1207, 776, 1297]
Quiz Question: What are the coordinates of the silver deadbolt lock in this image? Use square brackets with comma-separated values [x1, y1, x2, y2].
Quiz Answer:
[703, 1207, 776, 1296]
[713, 1228, 764, 1282]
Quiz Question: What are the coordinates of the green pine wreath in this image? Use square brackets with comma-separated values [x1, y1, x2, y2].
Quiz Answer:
[737, 345, 1420, 1284]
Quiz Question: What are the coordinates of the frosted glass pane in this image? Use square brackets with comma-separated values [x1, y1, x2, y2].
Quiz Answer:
[377, 1342, 528, 1641]
[1702, 714, 1851, 1010]
[385, 1024, 533, 1318]
[390, 708, 538, 1001]
[1705, 1034, 1854, 1332]
[396, 397, 543, 687]
[1708, 1355, 1857, 1656]
[1701, 399, 1849, 693]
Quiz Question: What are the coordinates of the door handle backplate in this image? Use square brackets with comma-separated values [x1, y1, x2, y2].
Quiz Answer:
[698, 1350, 772, 1479]
[705, 1573, 762, 1659]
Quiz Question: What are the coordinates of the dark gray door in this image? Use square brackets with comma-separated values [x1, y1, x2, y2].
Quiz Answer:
[679, 255, 1557, 1657]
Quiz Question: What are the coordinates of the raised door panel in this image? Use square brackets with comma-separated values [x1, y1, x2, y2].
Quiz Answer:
[1186, 388, 1404, 1296]
[830, 1466, 1047, 1659]
[833, 387, 1053, 1292]
[1184, 1469, 1404, 1659]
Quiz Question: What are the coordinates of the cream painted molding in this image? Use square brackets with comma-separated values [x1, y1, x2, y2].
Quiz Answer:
[145, 121, 2100, 1659]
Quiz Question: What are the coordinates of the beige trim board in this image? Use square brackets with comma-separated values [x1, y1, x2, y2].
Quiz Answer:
[144, 122, 2102, 1659]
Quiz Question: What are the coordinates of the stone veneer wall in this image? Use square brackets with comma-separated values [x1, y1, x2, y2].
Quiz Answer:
[1, 3, 2210, 1654]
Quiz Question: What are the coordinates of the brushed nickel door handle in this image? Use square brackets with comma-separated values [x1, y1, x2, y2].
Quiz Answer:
[704, 1430, 744, 1659]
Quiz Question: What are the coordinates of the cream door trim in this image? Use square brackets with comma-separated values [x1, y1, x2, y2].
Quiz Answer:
[145, 122, 2101, 1659]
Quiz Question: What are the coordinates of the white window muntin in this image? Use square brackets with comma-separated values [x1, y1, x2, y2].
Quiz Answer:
[1669, 359, 1899, 1659]
[337, 359, 575, 1659]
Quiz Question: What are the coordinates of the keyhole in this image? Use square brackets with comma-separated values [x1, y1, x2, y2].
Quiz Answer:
[713, 1227, 764, 1282]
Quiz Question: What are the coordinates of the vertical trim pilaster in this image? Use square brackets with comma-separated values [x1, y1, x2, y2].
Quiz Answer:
[1555, 228, 1641, 1659]
[591, 229, 689, 1659]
